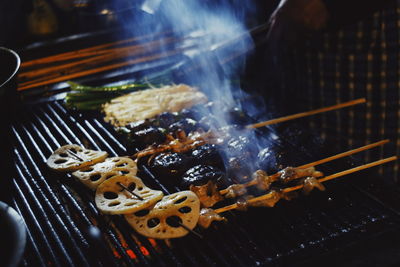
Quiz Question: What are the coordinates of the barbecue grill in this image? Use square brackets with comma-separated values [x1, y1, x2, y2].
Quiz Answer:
[5, 29, 400, 267]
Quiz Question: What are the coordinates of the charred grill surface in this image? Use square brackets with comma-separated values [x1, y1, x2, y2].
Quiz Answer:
[5, 99, 400, 267]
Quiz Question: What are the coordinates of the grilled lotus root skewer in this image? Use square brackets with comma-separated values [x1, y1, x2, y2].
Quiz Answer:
[95, 175, 164, 215]
[45, 145, 202, 238]
[72, 157, 137, 190]
[125, 191, 200, 239]
[46, 144, 108, 172]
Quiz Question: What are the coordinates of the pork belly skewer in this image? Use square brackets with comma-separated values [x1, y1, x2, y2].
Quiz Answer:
[132, 99, 367, 160]
[219, 139, 389, 197]
[213, 156, 397, 214]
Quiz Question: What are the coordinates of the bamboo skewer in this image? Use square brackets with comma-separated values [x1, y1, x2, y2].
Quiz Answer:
[218, 139, 389, 195]
[19, 37, 180, 80]
[214, 156, 397, 214]
[246, 98, 366, 129]
[21, 31, 174, 68]
[297, 139, 389, 169]
[19, 25, 268, 91]
[18, 46, 192, 91]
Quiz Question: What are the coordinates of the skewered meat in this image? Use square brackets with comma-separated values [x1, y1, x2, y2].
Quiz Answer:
[278, 166, 323, 184]
[133, 129, 227, 160]
[190, 180, 224, 208]
[302, 177, 326, 195]
[47, 144, 108, 172]
[224, 184, 247, 199]
[181, 165, 225, 188]
[198, 208, 226, 228]
[249, 191, 283, 208]
[236, 195, 254, 211]
[149, 152, 191, 183]
[234, 191, 286, 211]
[252, 170, 274, 191]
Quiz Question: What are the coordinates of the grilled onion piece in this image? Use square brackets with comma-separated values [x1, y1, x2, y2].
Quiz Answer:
[47, 144, 108, 172]
[95, 175, 163, 215]
[125, 191, 200, 239]
[72, 157, 137, 190]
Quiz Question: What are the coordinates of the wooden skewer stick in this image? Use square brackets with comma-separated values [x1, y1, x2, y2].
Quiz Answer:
[21, 30, 174, 68]
[283, 156, 397, 193]
[219, 139, 389, 195]
[214, 156, 397, 214]
[19, 37, 180, 80]
[297, 139, 389, 169]
[246, 98, 366, 129]
[117, 182, 144, 200]
[18, 46, 188, 91]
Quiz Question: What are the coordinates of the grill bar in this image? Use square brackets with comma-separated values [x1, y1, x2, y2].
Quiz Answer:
[5, 98, 400, 266]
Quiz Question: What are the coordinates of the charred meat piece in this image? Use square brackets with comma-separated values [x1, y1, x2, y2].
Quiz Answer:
[181, 165, 225, 188]
[252, 170, 274, 191]
[189, 144, 224, 169]
[198, 208, 226, 228]
[278, 166, 323, 184]
[169, 118, 199, 134]
[133, 130, 208, 160]
[302, 176, 326, 195]
[190, 180, 224, 208]
[149, 152, 191, 183]
[224, 184, 247, 199]
[128, 126, 166, 150]
[248, 191, 283, 208]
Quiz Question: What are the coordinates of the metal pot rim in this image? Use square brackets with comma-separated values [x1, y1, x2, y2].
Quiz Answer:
[0, 47, 20, 88]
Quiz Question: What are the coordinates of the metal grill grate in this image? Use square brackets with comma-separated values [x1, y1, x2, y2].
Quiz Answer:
[5, 99, 400, 266]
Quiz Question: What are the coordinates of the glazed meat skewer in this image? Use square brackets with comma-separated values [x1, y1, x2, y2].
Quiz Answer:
[131, 99, 366, 160]
[219, 139, 389, 198]
[214, 156, 397, 214]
